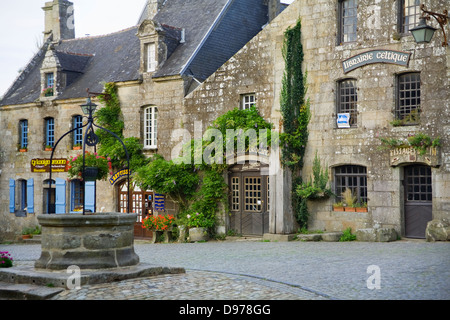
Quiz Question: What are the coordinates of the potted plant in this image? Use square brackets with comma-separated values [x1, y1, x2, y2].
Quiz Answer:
[42, 86, 54, 97]
[142, 214, 176, 243]
[73, 143, 82, 150]
[342, 188, 356, 212]
[44, 145, 53, 151]
[0, 251, 13, 268]
[355, 202, 368, 212]
[182, 211, 215, 242]
[21, 227, 33, 240]
[333, 201, 344, 212]
[67, 151, 110, 181]
[19, 146, 27, 152]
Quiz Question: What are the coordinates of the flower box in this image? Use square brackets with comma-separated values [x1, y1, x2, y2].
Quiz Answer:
[355, 207, 368, 212]
[333, 206, 344, 212]
[344, 207, 356, 212]
[19, 148, 27, 153]
[84, 167, 99, 181]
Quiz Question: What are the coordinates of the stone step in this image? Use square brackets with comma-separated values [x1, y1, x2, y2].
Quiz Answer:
[0, 281, 63, 300]
[23, 235, 41, 244]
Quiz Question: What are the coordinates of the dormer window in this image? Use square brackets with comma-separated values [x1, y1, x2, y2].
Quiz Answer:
[44, 73, 54, 96]
[145, 43, 157, 72]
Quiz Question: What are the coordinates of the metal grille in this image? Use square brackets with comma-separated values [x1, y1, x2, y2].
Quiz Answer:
[231, 177, 240, 211]
[335, 165, 367, 204]
[405, 166, 432, 202]
[244, 177, 262, 212]
[337, 79, 357, 127]
[397, 73, 420, 121]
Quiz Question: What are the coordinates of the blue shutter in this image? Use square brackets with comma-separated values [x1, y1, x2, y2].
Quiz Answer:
[84, 181, 95, 212]
[55, 178, 66, 214]
[27, 178, 34, 213]
[9, 179, 15, 213]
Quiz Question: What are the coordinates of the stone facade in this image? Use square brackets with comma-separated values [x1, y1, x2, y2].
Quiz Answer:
[181, 0, 450, 237]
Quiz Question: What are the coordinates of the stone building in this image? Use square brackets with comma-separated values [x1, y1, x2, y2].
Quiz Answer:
[1, 0, 448, 242]
[182, 0, 450, 239]
[0, 0, 284, 240]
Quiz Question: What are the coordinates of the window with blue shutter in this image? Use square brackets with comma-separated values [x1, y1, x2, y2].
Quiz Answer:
[27, 178, 34, 214]
[84, 181, 96, 212]
[20, 180, 27, 211]
[19, 120, 28, 149]
[9, 179, 15, 213]
[73, 115, 83, 146]
[70, 180, 84, 212]
[45, 117, 55, 147]
[55, 178, 66, 214]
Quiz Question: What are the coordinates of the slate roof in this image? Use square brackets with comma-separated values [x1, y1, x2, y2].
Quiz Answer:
[1, 0, 277, 106]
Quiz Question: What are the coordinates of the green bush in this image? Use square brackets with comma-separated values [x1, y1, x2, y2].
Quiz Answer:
[339, 227, 356, 242]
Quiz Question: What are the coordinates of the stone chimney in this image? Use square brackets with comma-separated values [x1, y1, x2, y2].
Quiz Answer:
[42, 0, 75, 42]
[146, 0, 165, 19]
[265, 0, 281, 22]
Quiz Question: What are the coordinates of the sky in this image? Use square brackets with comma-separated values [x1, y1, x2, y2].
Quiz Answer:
[0, 0, 294, 98]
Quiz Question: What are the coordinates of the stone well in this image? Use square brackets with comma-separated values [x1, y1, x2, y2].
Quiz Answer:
[35, 213, 140, 270]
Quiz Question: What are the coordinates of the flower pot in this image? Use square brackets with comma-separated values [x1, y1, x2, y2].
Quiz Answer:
[189, 227, 208, 242]
[84, 167, 98, 181]
[355, 207, 368, 212]
[19, 149, 27, 152]
[22, 234, 32, 240]
[333, 206, 344, 212]
[344, 207, 356, 212]
[73, 146, 82, 150]
[45, 148, 53, 151]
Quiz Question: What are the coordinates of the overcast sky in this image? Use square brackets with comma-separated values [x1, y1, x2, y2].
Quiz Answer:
[0, 0, 294, 98]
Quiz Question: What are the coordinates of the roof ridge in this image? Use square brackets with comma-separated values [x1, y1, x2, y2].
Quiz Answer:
[61, 25, 138, 42]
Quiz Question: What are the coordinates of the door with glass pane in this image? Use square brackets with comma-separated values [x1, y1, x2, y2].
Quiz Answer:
[404, 165, 432, 239]
[229, 167, 269, 235]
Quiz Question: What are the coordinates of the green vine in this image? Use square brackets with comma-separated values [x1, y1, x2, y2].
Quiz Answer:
[280, 19, 313, 229]
[95, 82, 147, 172]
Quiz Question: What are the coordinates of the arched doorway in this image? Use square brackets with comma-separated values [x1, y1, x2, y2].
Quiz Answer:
[118, 180, 154, 239]
[404, 165, 432, 238]
[229, 163, 269, 235]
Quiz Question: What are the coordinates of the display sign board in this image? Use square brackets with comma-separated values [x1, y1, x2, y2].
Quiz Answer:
[154, 193, 165, 212]
[109, 169, 130, 185]
[31, 159, 68, 173]
[342, 50, 411, 73]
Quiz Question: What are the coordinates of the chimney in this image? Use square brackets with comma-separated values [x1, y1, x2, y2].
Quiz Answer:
[265, 0, 280, 22]
[146, 0, 164, 20]
[42, 0, 75, 42]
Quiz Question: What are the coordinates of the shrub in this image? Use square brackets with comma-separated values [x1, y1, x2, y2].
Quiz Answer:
[0, 251, 13, 268]
[339, 227, 356, 241]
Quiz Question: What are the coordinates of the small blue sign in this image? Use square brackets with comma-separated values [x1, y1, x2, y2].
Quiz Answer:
[154, 193, 165, 212]
[337, 113, 350, 128]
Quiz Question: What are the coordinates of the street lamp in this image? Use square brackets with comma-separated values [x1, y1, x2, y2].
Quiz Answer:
[80, 97, 97, 118]
[410, 4, 449, 47]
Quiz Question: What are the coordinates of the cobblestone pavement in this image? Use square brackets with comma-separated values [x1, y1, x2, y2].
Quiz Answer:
[1, 239, 449, 300]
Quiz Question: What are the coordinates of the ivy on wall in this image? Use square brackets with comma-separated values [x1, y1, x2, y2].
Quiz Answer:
[95, 82, 147, 172]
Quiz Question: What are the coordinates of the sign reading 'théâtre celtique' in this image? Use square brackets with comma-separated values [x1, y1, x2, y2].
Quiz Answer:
[342, 50, 411, 73]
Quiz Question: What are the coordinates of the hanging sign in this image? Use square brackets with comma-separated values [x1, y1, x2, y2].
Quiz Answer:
[342, 50, 411, 73]
[109, 168, 130, 185]
[31, 158, 68, 173]
[154, 193, 165, 212]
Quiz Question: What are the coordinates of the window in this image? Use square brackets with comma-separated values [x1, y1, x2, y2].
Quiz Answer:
[145, 43, 157, 72]
[46, 73, 54, 88]
[334, 165, 367, 204]
[241, 94, 256, 110]
[396, 73, 420, 123]
[399, 0, 421, 34]
[339, 0, 357, 44]
[144, 106, 158, 148]
[71, 180, 84, 211]
[19, 180, 27, 212]
[72, 115, 83, 146]
[19, 120, 28, 149]
[45, 117, 55, 148]
[337, 79, 357, 127]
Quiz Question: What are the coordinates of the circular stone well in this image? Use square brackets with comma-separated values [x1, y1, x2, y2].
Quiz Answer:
[35, 213, 140, 270]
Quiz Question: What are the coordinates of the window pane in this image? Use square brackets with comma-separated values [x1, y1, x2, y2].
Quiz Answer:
[335, 165, 367, 204]
[337, 79, 357, 126]
[396, 73, 420, 122]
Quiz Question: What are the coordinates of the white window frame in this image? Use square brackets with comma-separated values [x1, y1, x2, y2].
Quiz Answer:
[146, 43, 157, 72]
[241, 93, 256, 110]
[144, 106, 158, 149]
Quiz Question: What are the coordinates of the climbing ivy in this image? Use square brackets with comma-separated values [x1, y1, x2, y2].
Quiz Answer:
[95, 82, 147, 172]
[280, 19, 313, 229]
